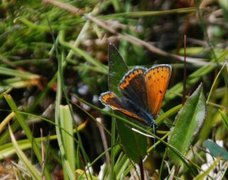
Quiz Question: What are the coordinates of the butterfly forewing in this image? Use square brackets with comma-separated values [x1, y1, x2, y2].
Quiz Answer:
[145, 65, 172, 116]
[119, 67, 148, 111]
[100, 91, 144, 122]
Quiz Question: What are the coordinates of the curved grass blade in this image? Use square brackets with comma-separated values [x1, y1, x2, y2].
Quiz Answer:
[9, 125, 42, 180]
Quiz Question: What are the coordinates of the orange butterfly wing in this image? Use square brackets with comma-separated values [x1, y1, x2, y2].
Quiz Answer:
[119, 67, 148, 111]
[145, 65, 172, 116]
[99, 91, 144, 122]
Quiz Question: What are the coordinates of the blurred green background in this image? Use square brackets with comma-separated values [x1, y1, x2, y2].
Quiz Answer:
[0, 0, 227, 179]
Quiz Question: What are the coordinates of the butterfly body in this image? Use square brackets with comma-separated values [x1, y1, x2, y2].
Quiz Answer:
[100, 64, 172, 127]
[118, 95, 156, 126]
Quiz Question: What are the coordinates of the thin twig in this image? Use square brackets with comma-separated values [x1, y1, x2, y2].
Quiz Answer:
[86, 14, 211, 66]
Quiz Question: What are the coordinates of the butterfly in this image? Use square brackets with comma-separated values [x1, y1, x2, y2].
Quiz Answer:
[99, 64, 172, 127]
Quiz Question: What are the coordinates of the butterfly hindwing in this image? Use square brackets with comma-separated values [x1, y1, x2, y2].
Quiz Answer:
[99, 91, 144, 122]
[145, 64, 172, 116]
[119, 67, 148, 111]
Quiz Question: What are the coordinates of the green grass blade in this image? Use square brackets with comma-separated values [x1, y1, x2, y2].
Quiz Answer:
[59, 105, 75, 173]
[4, 95, 41, 161]
[58, 30, 107, 74]
[167, 52, 227, 100]
[9, 125, 42, 180]
[219, 110, 228, 130]
[0, 67, 40, 79]
[55, 54, 75, 179]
